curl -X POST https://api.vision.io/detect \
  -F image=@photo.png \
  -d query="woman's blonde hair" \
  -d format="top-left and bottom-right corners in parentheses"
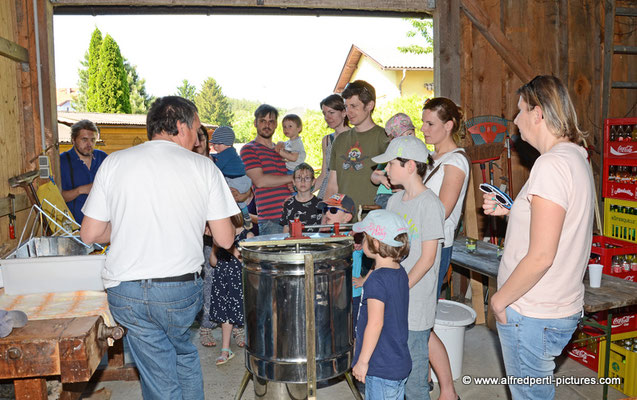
top-left (517, 75), bottom-right (585, 144)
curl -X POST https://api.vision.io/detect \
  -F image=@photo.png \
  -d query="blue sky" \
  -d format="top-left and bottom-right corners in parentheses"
top-left (53, 14), bottom-right (420, 110)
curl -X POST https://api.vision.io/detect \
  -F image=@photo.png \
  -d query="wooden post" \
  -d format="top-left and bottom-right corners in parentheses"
top-left (14, 378), bottom-right (47, 400)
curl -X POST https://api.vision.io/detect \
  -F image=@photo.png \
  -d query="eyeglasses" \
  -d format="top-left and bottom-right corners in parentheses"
top-left (294, 176), bottom-right (313, 182)
top-left (324, 207), bottom-right (347, 214)
top-left (479, 183), bottom-right (513, 210)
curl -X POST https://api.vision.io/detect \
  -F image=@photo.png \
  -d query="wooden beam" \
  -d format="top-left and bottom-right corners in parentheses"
top-left (434, 0), bottom-right (460, 103)
top-left (51, 0), bottom-right (435, 13)
top-left (0, 36), bottom-right (28, 62)
top-left (460, 0), bottom-right (534, 83)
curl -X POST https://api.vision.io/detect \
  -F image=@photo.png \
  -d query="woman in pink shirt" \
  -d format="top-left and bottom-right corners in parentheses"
top-left (482, 76), bottom-right (594, 399)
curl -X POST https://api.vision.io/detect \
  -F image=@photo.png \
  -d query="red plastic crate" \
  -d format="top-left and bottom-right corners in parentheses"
top-left (590, 235), bottom-right (637, 281)
top-left (591, 306), bottom-right (637, 335)
top-left (566, 325), bottom-right (602, 372)
top-left (603, 117), bottom-right (637, 200)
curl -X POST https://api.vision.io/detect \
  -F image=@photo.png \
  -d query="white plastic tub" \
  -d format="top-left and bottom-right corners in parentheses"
top-left (431, 300), bottom-right (477, 382)
top-left (1, 237), bottom-right (105, 295)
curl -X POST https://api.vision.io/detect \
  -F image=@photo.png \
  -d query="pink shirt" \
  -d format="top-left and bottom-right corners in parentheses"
top-left (498, 142), bottom-right (594, 318)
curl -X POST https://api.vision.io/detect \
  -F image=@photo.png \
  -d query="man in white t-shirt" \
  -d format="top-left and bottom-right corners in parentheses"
top-left (80, 96), bottom-right (238, 400)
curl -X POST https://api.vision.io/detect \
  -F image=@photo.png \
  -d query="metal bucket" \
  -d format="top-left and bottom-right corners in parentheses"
top-left (241, 241), bottom-right (353, 383)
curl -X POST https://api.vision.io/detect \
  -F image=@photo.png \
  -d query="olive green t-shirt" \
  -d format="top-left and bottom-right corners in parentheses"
top-left (329, 125), bottom-right (389, 213)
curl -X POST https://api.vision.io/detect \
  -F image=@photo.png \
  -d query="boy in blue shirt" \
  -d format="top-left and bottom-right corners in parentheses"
top-left (351, 209), bottom-right (412, 400)
top-left (210, 126), bottom-right (252, 227)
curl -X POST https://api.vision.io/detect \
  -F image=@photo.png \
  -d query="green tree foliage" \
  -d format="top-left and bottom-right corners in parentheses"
top-left (195, 77), bottom-right (234, 126)
top-left (398, 18), bottom-right (434, 55)
top-left (73, 51), bottom-right (89, 111)
top-left (86, 28), bottom-right (102, 111)
top-left (124, 58), bottom-right (154, 114)
top-left (175, 79), bottom-right (197, 102)
top-left (95, 34), bottom-right (131, 113)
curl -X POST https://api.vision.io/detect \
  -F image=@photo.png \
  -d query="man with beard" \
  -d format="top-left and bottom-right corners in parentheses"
top-left (60, 119), bottom-right (108, 223)
top-left (241, 104), bottom-right (293, 235)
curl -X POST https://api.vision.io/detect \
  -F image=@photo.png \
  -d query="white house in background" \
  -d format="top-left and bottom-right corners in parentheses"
top-left (334, 44), bottom-right (434, 105)
top-left (56, 88), bottom-right (78, 111)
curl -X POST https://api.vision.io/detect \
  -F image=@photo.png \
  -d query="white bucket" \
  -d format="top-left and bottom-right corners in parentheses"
top-left (431, 300), bottom-right (477, 382)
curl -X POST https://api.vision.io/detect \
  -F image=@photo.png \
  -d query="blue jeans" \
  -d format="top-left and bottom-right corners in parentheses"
top-left (107, 278), bottom-right (204, 400)
top-left (405, 329), bottom-right (431, 400)
top-left (497, 307), bottom-right (581, 400)
top-left (437, 246), bottom-right (453, 299)
top-left (258, 219), bottom-right (284, 236)
top-left (365, 375), bottom-right (407, 400)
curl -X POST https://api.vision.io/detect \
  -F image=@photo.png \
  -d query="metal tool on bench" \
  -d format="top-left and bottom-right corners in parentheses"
top-left (234, 222), bottom-right (360, 400)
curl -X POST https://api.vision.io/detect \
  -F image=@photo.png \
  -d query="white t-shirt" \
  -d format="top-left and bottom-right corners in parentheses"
top-left (83, 140), bottom-right (239, 288)
top-left (284, 137), bottom-right (306, 171)
top-left (498, 142), bottom-right (593, 318)
top-left (423, 150), bottom-right (470, 247)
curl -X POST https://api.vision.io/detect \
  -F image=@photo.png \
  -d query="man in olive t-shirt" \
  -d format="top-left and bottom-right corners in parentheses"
top-left (325, 80), bottom-right (389, 216)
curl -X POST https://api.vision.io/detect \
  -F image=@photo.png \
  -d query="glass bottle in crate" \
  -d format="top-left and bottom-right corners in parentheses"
top-left (622, 255), bottom-right (631, 272)
top-left (612, 256), bottom-right (621, 274)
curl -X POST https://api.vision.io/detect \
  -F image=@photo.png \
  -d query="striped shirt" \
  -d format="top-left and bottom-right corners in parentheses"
top-left (240, 140), bottom-right (292, 221)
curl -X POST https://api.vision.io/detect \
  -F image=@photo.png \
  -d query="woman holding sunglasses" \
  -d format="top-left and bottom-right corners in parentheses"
top-left (420, 97), bottom-right (470, 400)
top-left (482, 76), bottom-right (593, 399)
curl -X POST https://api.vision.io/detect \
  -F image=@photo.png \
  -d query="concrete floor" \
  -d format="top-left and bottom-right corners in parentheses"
top-left (83, 323), bottom-right (629, 400)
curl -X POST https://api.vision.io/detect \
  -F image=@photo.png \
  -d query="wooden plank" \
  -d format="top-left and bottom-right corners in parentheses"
top-left (583, 274), bottom-right (637, 313)
top-left (51, 0), bottom-right (435, 13)
top-left (14, 378), bottom-right (47, 400)
top-left (0, 193), bottom-right (30, 218)
top-left (0, 35), bottom-right (28, 62)
top-left (460, 0), bottom-right (534, 83)
top-left (434, 0), bottom-right (460, 102)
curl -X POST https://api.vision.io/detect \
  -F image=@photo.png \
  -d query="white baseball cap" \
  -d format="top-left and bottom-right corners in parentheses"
top-left (372, 135), bottom-right (432, 164)
top-left (352, 209), bottom-right (409, 247)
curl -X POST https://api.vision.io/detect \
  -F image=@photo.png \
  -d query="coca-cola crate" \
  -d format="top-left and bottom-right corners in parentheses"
top-left (592, 306), bottom-right (637, 334)
top-left (603, 199), bottom-right (637, 245)
top-left (566, 325), bottom-right (603, 372)
top-left (590, 235), bottom-right (637, 280)
top-left (603, 117), bottom-right (637, 200)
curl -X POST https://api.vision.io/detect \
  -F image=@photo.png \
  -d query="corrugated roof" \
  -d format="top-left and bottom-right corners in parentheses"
top-left (334, 44), bottom-right (434, 92)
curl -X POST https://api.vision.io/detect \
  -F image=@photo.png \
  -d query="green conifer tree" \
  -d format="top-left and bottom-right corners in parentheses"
top-left (175, 79), bottom-right (197, 102)
top-left (195, 77), bottom-right (234, 126)
top-left (124, 58), bottom-right (154, 114)
top-left (86, 28), bottom-right (102, 111)
top-left (95, 34), bottom-right (131, 113)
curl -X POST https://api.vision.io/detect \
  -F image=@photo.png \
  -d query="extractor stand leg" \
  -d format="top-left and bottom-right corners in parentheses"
top-left (234, 369), bottom-right (252, 400)
top-left (344, 371), bottom-right (363, 400)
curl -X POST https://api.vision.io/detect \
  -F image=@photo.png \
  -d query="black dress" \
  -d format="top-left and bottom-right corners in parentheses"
top-left (209, 229), bottom-right (248, 326)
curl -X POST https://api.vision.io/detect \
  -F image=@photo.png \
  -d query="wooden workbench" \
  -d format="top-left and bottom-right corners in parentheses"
top-left (0, 316), bottom-right (106, 399)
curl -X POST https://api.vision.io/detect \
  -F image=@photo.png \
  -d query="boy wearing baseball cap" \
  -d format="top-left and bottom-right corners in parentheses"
top-left (372, 135), bottom-right (445, 400)
top-left (210, 126), bottom-right (252, 227)
top-left (351, 209), bottom-right (411, 399)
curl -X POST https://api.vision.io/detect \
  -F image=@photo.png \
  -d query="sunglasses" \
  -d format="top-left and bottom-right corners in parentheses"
top-left (324, 207), bottom-right (348, 214)
top-left (479, 183), bottom-right (514, 210)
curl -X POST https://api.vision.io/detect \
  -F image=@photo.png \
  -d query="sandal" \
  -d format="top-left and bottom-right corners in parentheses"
top-left (199, 327), bottom-right (217, 347)
top-left (233, 326), bottom-right (245, 348)
top-left (216, 348), bottom-right (235, 365)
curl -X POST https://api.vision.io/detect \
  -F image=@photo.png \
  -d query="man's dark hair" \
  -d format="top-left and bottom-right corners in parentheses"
top-left (70, 119), bottom-right (99, 141)
top-left (342, 80), bottom-right (376, 113)
top-left (146, 96), bottom-right (198, 140)
top-left (254, 104), bottom-right (279, 120)
top-left (396, 157), bottom-right (433, 178)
